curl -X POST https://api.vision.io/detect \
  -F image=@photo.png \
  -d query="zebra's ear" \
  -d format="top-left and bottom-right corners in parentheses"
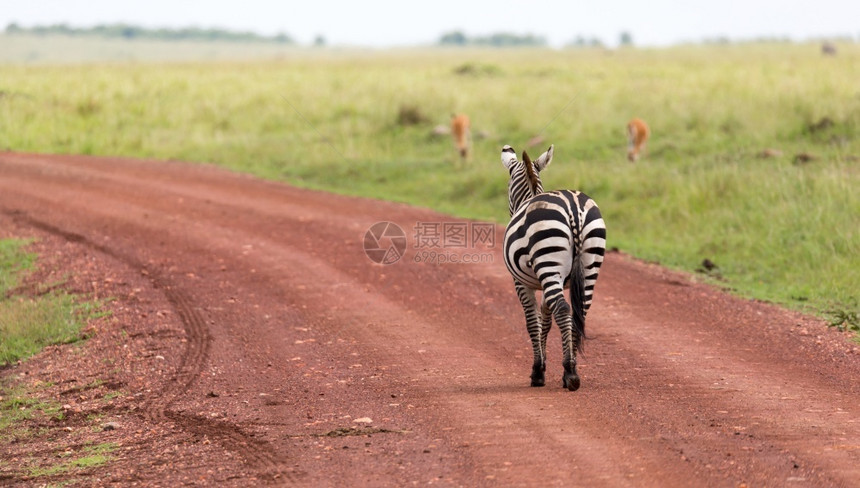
top-left (501, 145), bottom-right (517, 169)
top-left (533, 144), bottom-right (554, 172)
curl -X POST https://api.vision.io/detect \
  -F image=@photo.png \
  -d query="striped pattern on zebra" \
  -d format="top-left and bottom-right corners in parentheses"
top-left (501, 144), bottom-right (606, 391)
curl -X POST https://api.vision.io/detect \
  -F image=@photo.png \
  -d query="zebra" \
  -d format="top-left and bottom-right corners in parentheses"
top-left (501, 144), bottom-right (606, 391)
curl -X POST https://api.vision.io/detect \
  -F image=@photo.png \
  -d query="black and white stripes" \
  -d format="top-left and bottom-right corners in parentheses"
top-left (501, 144), bottom-right (606, 391)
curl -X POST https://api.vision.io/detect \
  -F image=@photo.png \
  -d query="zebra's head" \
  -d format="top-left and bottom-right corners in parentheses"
top-left (501, 144), bottom-right (554, 216)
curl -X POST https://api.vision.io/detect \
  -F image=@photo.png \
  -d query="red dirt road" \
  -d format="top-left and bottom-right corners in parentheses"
top-left (1, 152), bottom-right (858, 487)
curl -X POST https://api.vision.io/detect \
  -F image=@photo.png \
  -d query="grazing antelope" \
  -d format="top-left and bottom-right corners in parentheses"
top-left (502, 145), bottom-right (606, 391)
top-left (451, 113), bottom-right (471, 159)
top-left (626, 118), bottom-right (649, 162)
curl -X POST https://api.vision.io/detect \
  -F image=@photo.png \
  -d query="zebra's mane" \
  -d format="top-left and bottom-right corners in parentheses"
top-left (522, 151), bottom-right (541, 196)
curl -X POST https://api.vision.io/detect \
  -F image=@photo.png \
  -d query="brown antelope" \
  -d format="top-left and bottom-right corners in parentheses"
top-left (626, 118), bottom-right (649, 162)
top-left (451, 114), bottom-right (471, 159)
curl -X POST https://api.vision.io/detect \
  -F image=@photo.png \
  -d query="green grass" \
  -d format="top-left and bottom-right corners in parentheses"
top-left (25, 442), bottom-right (116, 478)
top-left (102, 391), bottom-right (123, 401)
top-left (0, 239), bottom-right (35, 292)
top-left (0, 383), bottom-right (65, 443)
top-left (2, 379), bottom-right (118, 478)
top-left (0, 42), bottom-right (858, 324)
top-left (0, 239), bottom-right (98, 365)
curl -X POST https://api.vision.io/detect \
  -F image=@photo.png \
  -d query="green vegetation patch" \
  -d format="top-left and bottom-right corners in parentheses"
top-left (0, 239), bottom-right (35, 293)
top-left (25, 442), bottom-right (117, 479)
top-left (2, 378), bottom-right (119, 478)
top-left (0, 239), bottom-right (97, 366)
top-left (0, 383), bottom-right (65, 443)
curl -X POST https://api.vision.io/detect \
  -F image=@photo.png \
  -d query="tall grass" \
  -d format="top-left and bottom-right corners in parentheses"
top-left (0, 43), bottom-right (857, 320)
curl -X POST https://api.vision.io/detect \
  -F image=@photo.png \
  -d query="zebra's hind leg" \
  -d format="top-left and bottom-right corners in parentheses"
top-left (514, 282), bottom-right (545, 387)
top-left (539, 299), bottom-right (553, 373)
top-left (544, 281), bottom-right (581, 391)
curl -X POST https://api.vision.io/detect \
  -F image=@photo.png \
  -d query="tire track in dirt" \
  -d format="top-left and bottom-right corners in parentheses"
top-left (2, 210), bottom-right (292, 483)
top-left (157, 288), bottom-right (291, 482)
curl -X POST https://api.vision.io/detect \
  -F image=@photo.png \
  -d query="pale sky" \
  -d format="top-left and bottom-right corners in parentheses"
top-left (1, 1), bottom-right (858, 47)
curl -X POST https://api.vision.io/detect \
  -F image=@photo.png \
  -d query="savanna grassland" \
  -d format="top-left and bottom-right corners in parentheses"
top-left (0, 39), bottom-right (858, 328)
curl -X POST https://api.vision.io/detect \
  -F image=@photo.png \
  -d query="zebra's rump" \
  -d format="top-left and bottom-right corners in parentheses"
top-left (504, 191), bottom-right (606, 290)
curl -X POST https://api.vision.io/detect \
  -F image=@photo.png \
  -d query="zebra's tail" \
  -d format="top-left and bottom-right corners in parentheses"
top-left (570, 254), bottom-right (587, 353)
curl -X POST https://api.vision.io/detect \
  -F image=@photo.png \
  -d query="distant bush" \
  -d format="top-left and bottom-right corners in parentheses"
top-left (452, 62), bottom-right (501, 76)
top-left (396, 105), bottom-right (428, 126)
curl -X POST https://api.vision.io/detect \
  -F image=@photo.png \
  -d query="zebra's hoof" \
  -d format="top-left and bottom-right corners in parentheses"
top-left (531, 362), bottom-right (546, 387)
top-left (563, 374), bottom-right (581, 391)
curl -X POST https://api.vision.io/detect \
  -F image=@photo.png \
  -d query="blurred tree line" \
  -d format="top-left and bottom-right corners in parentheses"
top-left (438, 30), bottom-right (546, 47)
top-left (4, 22), bottom-right (294, 43)
top-left (438, 30), bottom-right (636, 48)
